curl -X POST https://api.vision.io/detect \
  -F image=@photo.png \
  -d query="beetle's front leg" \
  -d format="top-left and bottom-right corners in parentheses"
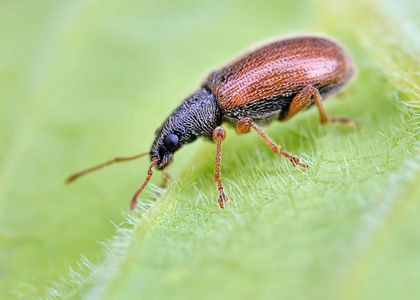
top-left (213, 126), bottom-right (228, 208)
top-left (237, 118), bottom-right (307, 168)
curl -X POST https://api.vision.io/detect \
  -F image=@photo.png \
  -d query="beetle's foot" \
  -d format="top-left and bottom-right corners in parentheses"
top-left (324, 117), bottom-right (360, 129)
top-left (218, 186), bottom-right (229, 209)
top-left (280, 150), bottom-right (308, 168)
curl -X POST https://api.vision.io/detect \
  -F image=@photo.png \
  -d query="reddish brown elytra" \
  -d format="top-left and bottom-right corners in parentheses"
top-left (66, 36), bottom-right (357, 209)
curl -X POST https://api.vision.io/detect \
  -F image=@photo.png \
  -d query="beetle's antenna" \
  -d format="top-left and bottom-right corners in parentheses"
top-left (66, 152), bottom-right (150, 184)
top-left (130, 157), bottom-right (159, 210)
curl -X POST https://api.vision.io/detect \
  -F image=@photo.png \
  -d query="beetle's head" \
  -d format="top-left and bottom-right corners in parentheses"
top-left (150, 88), bottom-right (222, 170)
top-left (150, 119), bottom-right (197, 170)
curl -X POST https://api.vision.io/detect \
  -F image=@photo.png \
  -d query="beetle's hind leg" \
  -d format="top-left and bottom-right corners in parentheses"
top-left (237, 118), bottom-right (307, 168)
top-left (283, 85), bottom-right (358, 126)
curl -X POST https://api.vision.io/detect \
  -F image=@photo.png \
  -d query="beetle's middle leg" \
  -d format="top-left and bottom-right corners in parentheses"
top-left (283, 85), bottom-right (358, 126)
top-left (237, 118), bottom-right (307, 168)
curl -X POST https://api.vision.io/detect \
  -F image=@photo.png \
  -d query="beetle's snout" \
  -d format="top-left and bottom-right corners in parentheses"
top-left (153, 151), bottom-right (173, 170)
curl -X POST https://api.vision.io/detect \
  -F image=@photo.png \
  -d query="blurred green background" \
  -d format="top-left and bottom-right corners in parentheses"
top-left (1, 0), bottom-right (420, 299)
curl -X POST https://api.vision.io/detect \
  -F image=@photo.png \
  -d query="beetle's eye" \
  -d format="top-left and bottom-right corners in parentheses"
top-left (164, 134), bottom-right (179, 151)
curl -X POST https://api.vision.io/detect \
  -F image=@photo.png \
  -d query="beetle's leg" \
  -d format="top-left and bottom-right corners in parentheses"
top-left (160, 170), bottom-right (171, 189)
top-left (283, 85), bottom-right (358, 126)
top-left (213, 126), bottom-right (228, 208)
top-left (237, 118), bottom-right (307, 168)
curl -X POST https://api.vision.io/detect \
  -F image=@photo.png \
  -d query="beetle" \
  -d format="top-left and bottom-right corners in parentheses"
top-left (66, 36), bottom-right (357, 209)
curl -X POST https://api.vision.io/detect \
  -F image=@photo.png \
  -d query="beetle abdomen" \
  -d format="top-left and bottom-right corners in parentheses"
top-left (203, 37), bottom-right (354, 111)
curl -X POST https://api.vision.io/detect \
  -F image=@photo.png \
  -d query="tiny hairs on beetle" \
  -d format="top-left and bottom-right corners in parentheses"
top-left (66, 36), bottom-right (358, 209)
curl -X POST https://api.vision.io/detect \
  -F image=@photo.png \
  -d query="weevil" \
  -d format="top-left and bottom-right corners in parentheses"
top-left (67, 36), bottom-right (357, 209)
